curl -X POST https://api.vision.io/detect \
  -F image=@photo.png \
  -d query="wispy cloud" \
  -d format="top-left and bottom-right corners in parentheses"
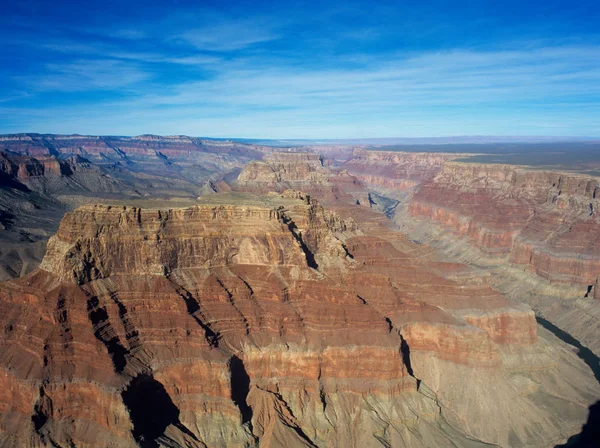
top-left (1, 0), bottom-right (600, 137)
top-left (6, 43), bottom-right (600, 137)
top-left (111, 28), bottom-right (148, 40)
top-left (176, 19), bottom-right (279, 51)
top-left (119, 45), bottom-right (600, 111)
top-left (40, 41), bottom-right (221, 66)
top-left (18, 59), bottom-right (150, 92)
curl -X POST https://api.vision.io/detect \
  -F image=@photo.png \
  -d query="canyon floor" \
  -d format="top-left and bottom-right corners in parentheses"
top-left (1, 134), bottom-right (599, 447)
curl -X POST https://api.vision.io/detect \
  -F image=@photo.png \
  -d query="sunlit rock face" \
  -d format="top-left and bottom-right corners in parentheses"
top-left (409, 162), bottom-right (600, 285)
top-left (236, 152), bottom-right (371, 206)
top-left (1, 186), bottom-right (597, 448)
top-left (0, 134), bottom-right (291, 282)
top-left (349, 152), bottom-right (600, 358)
top-left (342, 149), bottom-right (464, 191)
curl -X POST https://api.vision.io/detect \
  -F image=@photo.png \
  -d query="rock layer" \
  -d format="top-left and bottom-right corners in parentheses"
top-left (342, 149), bottom-right (464, 192)
top-left (344, 153), bottom-right (600, 358)
top-left (1, 190), bottom-right (597, 447)
top-left (409, 162), bottom-right (600, 286)
top-left (236, 152), bottom-right (370, 206)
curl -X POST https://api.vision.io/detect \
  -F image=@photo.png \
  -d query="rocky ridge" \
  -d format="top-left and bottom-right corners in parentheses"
top-left (1, 190), bottom-right (597, 447)
top-left (236, 152), bottom-right (370, 206)
top-left (0, 135), bottom-right (295, 281)
top-left (342, 149), bottom-right (465, 192)
top-left (344, 151), bottom-right (600, 360)
top-left (1, 142), bottom-right (600, 447)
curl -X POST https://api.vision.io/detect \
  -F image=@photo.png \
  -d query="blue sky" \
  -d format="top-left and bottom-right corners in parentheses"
top-left (1, 0), bottom-right (600, 138)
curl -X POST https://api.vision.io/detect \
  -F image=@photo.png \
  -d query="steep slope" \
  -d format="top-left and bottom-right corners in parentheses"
top-left (397, 162), bottom-right (600, 356)
top-left (0, 192), bottom-right (597, 447)
top-left (338, 149), bottom-right (600, 360)
top-left (236, 152), bottom-right (370, 206)
top-left (342, 149), bottom-right (464, 192)
top-left (0, 134), bottom-right (284, 281)
top-left (0, 151), bottom-right (133, 280)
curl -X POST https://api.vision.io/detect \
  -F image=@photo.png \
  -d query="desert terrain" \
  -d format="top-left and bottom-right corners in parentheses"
top-left (0, 134), bottom-right (599, 447)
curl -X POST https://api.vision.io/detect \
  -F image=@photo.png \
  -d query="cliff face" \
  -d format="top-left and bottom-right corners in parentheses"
top-left (236, 152), bottom-right (371, 206)
top-left (40, 197), bottom-right (356, 284)
top-left (409, 162), bottom-right (600, 285)
top-left (1, 191), bottom-right (597, 447)
top-left (0, 134), bottom-right (272, 161)
top-left (373, 158), bottom-right (600, 358)
top-left (0, 134), bottom-right (282, 282)
top-left (237, 153), bottom-right (329, 186)
top-left (342, 149), bottom-right (463, 191)
top-left (0, 134), bottom-right (276, 197)
top-left (0, 152), bottom-right (85, 183)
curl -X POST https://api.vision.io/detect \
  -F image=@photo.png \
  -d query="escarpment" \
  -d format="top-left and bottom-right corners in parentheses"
top-left (408, 162), bottom-right (600, 286)
top-left (40, 195), bottom-right (356, 284)
top-left (349, 156), bottom-right (600, 358)
top-left (1, 187), bottom-right (598, 447)
top-left (0, 152), bottom-right (93, 184)
top-left (342, 149), bottom-right (465, 192)
top-left (237, 153), bottom-right (328, 185)
top-left (235, 152), bottom-right (372, 206)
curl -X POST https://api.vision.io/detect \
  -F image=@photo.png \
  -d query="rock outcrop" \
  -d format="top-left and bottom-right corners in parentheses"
top-left (1, 191), bottom-right (597, 447)
top-left (0, 134), bottom-right (289, 281)
top-left (357, 158), bottom-right (600, 357)
top-left (409, 162), bottom-right (600, 285)
top-left (0, 134), bottom-right (272, 161)
top-left (237, 153), bottom-right (330, 186)
top-left (0, 152), bottom-right (84, 183)
top-left (236, 152), bottom-right (371, 206)
top-left (342, 149), bottom-right (464, 192)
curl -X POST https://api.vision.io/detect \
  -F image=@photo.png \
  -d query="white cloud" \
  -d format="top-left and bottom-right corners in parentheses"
top-left (177, 19), bottom-right (279, 51)
top-left (20, 59), bottom-right (150, 91)
top-left (40, 41), bottom-right (221, 66)
top-left (6, 43), bottom-right (600, 137)
top-left (119, 44), bottom-right (600, 111)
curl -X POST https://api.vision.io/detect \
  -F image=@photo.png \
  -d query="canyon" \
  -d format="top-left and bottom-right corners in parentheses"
top-left (0, 135), bottom-right (599, 447)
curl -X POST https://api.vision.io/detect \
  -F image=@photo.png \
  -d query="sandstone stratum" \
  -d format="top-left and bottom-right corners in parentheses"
top-left (0, 187), bottom-right (597, 447)
top-left (1, 137), bottom-right (600, 447)
top-left (340, 149), bottom-right (600, 358)
top-left (0, 134), bottom-right (284, 281)
top-left (235, 152), bottom-right (370, 206)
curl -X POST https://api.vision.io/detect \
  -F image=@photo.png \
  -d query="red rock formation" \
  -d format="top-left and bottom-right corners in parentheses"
top-left (237, 153), bottom-right (329, 185)
top-left (409, 162), bottom-right (600, 285)
top-left (0, 134), bottom-right (275, 162)
top-left (1, 191), bottom-right (594, 447)
top-left (342, 149), bottom-right (464, 191)
top-left (236, 152), bottom-right (371, 206)
top-left (0, 134), bottom-right (282, 283)
top-left (0, 152), bottom-right (93, 183)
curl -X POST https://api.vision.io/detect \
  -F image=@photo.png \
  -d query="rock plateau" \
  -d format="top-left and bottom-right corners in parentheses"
top-left (1, 139), bottom-right (599, 447)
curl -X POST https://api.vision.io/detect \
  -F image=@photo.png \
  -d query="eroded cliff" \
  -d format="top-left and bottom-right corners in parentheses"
top-left (1, 190), bottom-right (597, 447)
top-left (342, 149), bottom-right (464, 192)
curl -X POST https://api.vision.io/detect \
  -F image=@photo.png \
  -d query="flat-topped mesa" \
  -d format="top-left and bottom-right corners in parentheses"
top-left (133, 134), bottom-right (194, 143)
top-left (342, 149), bottom-right (465, 191)
top-left (410, 162), bottom-right (600, 284)
top-left (236, 152), bottom-right (372, 206)
top-left (40, 196), bottom-right (356, 284)
top-left (237, 151), bottom-right (329, 185)
top-left (264, 152), bottom-right (324, 163)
